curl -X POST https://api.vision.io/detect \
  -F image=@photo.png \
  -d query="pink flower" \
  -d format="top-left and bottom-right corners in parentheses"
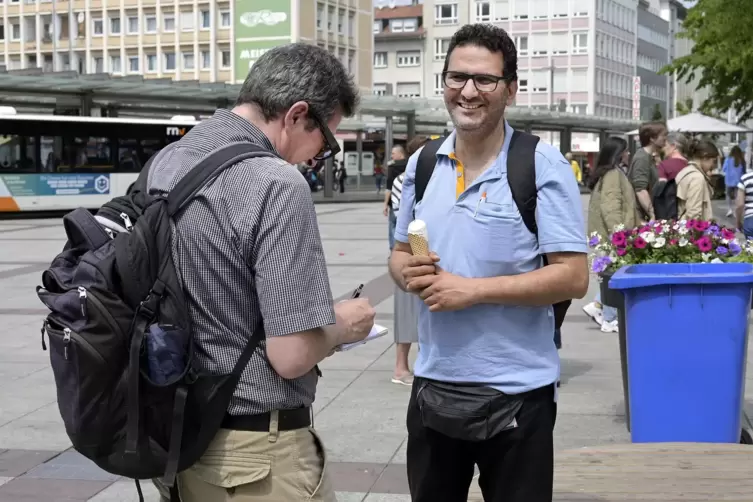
top-left (670, 239), bottom-right (678, 245)
top-left (722, 228), bottom-right (736, 240)
top-left (696, 236), bottom-right (713, 252)
top-left (639, 226), bottom-right (651, 234)
top-left (611, 232), bottom-right (627, 247)
top-left (616, 248), bottom-right (627, 256)
top-left (694, 220), bottom-right (711, 232)
top-left (633, 237), bottom-right (647, 249)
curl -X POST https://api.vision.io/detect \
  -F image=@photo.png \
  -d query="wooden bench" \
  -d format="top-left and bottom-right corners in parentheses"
top-left (468, 443), bottom-right (753, 501)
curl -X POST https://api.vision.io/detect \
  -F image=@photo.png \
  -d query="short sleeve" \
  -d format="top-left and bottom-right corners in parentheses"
top-left (249, 170), bottom-right (336, 337)
top-left (629, 155), bottom-right (650, 191)
top-left (386, 166), bottom-right (397, 191)
top-left (394, 151), bottom-right (419, 244)
top-left (534, 145), bottom-right (588, 255)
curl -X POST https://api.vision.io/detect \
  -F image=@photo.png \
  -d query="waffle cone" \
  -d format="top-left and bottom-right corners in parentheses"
top-left (408, 234), bottom-right (429, 256)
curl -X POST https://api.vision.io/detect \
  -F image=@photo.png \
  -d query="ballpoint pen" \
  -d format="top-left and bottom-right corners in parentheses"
top-left (352, 284), bottom-right (364, 299)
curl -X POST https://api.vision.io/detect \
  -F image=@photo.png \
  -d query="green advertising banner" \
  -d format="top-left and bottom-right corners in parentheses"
top-left (235, 0), bottom-right (291, 39)
top-left (235, 39), bottom-right (293, 81)
top-left (234, 0), bottom-right (292, 81)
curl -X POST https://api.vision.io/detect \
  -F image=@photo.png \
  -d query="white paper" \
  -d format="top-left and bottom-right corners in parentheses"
top-left (336, 324), bottom-right (389, 351)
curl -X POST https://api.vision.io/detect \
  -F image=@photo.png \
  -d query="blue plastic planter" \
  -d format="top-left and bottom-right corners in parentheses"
top-left (609, 263), bottom-right (753, 443)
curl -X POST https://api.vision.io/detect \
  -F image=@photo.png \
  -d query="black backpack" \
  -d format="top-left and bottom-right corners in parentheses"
top-left (36, 143), bottom-right (274, 501)
top-left (414, 130), bottom-right (571, 330)
top-left (653, 178), bottom-right (678, 220)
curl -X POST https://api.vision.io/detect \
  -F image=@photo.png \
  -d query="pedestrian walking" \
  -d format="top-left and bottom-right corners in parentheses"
top-left (388, 24), bottom-right (588, 502)
top-left (147, 43), bottom-right (375, 502)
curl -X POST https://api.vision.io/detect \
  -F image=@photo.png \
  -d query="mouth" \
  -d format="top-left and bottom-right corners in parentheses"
top-left (457, 102), bottom-right (483, 110)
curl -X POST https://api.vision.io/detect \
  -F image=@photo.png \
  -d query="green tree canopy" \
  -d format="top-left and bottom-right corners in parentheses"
top-left (662, 0), bottom-right (753, 121)
top-left (651, 104), bottom-right (664, 121)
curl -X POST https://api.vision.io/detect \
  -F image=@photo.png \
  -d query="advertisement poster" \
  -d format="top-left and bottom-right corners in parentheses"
top-left (234, 0), bottom-right (291, 81)
top-left (0, 174), bottom-right (110, 196)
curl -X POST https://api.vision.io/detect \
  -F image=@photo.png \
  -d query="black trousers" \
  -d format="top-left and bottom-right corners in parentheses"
top-left (406, 378), bottom-right (557, 502)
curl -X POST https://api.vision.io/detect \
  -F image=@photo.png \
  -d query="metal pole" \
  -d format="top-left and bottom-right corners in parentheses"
top-left (549, 62), bottom-right (555, 110)
top-left (384, 116), bottom-right (393, 172)
top-left (52, 1), bottom-right (57, 71)
top-left (323, 158), bottom-right (334, 198)
top-left (356, 129), bottom-right (363, 191)
top-left (68, 1), bottom-right (74, 71)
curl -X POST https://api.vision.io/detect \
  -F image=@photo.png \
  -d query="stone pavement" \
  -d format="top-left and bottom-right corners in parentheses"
top-left (0, 198), bottom-right (751, 502)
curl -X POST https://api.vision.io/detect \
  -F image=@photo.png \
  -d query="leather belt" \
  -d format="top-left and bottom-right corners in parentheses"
top-left (222, 407), bottom-right (311, 432)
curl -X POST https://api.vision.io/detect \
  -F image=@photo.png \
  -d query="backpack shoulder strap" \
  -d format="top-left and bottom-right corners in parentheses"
top-left (506, 130), bottom-right (541, 236)
top-left (414, 138), bottom-right (445, 204)
top-left (167, 142), bottom-right (276, 216)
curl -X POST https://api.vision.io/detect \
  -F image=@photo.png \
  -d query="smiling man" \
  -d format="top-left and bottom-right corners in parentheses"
top-left (388, 24), bottom-right (588, 502)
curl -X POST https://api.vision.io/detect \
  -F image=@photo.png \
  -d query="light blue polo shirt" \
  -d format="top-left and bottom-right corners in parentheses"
top-left (394, 121), bottom-right (587, 394)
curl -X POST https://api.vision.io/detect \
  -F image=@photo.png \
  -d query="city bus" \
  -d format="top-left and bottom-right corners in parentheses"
top-left (0, 109), bottom-right (199, 213)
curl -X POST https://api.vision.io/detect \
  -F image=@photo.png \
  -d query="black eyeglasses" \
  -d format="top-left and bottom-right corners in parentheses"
top-left (310, 112), bottom-right (341, 161)
top-left (442, 71), bottom-right (513, 93)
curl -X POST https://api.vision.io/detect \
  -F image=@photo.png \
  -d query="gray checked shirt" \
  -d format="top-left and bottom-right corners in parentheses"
top-left (147, 109), bottom-right (336, 415)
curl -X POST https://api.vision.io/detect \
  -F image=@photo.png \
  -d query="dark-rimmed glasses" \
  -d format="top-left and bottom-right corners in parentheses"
top-left (442, 71), bottom-right (513, 93)
top-left (310, 112), bottom-right (341, 161)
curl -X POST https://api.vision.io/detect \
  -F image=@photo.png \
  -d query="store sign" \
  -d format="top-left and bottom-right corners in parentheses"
top-left (632, 76), bottom-right (642, 120)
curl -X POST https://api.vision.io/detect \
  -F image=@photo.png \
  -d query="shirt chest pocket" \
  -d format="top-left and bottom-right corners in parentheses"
top-left (470, 199), bottom-right (538, 264)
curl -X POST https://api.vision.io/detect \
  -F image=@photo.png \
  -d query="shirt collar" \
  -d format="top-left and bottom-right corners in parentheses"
top-left (436, 120), bottom-right (515, 169)
top-left (211, 109), bottom-right (280, 154)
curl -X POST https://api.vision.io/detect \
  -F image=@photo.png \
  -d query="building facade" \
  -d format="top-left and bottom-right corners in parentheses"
top-left (0, 0), bottom-right (372, 89)
top-left (372, 4), bottom-right (425, 98)
top-left (636, 0), bottom-right (670, 120)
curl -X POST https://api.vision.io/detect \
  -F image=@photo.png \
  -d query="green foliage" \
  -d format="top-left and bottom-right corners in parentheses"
top-left (651, 103), bottom-right (663, 121)
top-left (675, 96), bottom-right (694, 116)
top-left (661, 0), bottom-right (753, 122)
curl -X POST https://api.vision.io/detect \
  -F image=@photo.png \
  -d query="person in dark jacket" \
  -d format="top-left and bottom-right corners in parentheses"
top-left (384, 144), bottom-right (409, 250)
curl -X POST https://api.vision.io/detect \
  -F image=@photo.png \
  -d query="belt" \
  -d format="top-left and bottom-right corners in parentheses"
top-left (221, 407), bottom-right (311, 432)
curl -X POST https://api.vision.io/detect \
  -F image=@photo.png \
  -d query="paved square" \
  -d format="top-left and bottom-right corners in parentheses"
top-left (0, 197), bottom-right (751, 501)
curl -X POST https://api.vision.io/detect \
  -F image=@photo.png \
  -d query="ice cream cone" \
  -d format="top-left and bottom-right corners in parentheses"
top-left (407, 219), bottom-right (429, 256)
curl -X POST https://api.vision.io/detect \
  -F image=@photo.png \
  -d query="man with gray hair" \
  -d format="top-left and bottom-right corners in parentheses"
top-left (147, 43), bottom-right (375, 501)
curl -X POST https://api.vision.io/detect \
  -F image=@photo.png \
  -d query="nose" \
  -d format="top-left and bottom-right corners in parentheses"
top-left (460, 79), bottom-right (479, 100)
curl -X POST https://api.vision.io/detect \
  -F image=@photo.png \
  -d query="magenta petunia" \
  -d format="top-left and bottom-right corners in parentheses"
top-left (722, 228), bottom-right (736, 240)
top-left (633, 237), bottom-right (647, 249)
top-left (694, 220), bottom-right (711, 232)
top-left (616, 248), bottom-right (627, 256)
top-left (611, 232), bottom-right (627, 247)
top-left (696, 236), bottom-right (713, 252)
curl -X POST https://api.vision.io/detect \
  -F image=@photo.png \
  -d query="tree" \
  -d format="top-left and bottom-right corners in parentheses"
top-left (662, 0), bottom-right (753, 122)
top-left (651, 104), bottom-right (663, 121)
top-left (676, 97), bottom-right (694, 116)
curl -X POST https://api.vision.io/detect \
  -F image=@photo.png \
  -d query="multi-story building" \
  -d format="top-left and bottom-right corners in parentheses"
top-left (0, 0), bottom-right (373, 90)
top-left (372, 3), bottom-right (425, 98)
top-left (636, 0), bottom-right (670, 120)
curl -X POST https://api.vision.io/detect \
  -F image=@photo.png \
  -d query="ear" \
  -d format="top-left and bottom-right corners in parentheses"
top-left (284, 101), bottom-right (310, 128)
top-left (505, 81), bottom-right (518, 106)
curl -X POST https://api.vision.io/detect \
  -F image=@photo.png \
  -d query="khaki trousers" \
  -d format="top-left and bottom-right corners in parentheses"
top-left (155, 411), bottom-right (334, 502)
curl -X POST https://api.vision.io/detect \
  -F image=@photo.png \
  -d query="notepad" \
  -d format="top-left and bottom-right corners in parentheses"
top-left (336, 324), bottom-right (389, 351)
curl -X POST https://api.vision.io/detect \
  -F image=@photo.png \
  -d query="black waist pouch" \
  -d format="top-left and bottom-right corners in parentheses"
top-left (416, 379), bottom-right (524, 442)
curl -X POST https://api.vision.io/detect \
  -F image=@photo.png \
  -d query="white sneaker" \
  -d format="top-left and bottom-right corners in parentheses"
top-left (583, 302), bottom-right (604, 326)
top-left (727, 210), bottom-right (733, 217)
top-left (600, 320), bottom-right (619, 333)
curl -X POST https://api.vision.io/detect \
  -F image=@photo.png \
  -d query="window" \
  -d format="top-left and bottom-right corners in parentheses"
top-left (551, 33), bottom-right (568, 54)
top-left (200, 10), bottom-right (210, 29)
top-left (221, 50), bottom-right (230, 68)
top-left (92, 57), bottom-right (103, 73)
top-left (552, 0), bottom-right (568, 17)
top-left (11, 23), bottom-right (19, 41)
top-left (328, 6), bottom-right (335, 32)
top-left (163, 14), bottom-right (175, 32)
top-left (434, 73), bottom-right (444, 96)
top-left (435, 3), bottom-right (458, 25)
top-left (338, 9), bottom-right (344, 34)
top-left (572, 33), bottom-right (588, 54)
top-left (92, 18), bottom-right (103, 35)
top-left (348, 13), bottom-right (355, 36)
top-left (164, 52), bottom-right (176, 71)
top-left (553, 70), bottom-right (567, 92)
top-left (373, 83), bottom-right (387, 96)
top-left (515, 36), bottom-right (528, 56)
top-left (494, 0), bottom-right (509, 21)
top-left (146, 54), bottom-right (157, 72)
top-left (0, 135), bottom-right (37, 174)
top-left (403, 18), bottom-right (417, 31)
top-left (373, 21), bottom-right (380, 34)
top-left (396, 82), bottom-right (421, 98)
top-left (110, 15), bottom-right (121, 35)
top-left (513, 0), bottom-right (529, 19)
top-left (183, 52), bottom-right (195, 70)
top-left (531, 34), bottom-right (548, 56)
top-left (396, 51), bottom-right (420, 67)
top-left (128, 56), bottom-right (139, 73)
top-left (180, 11), bottom-right (194, 31)
top-left (110, 55), bottom-right (122, 73)
top-left (434, 38), bottom-right (450, 60)
top-left (145, 15), bottom-right (157, 33)
top-left (531, 0), bottom-right (548, 19)
top-left (127, 16), bottom-right (138, 34)
top-left (475, 1), bottom-right (491, 22)
top-left (518, 79), bottom-right (528, 92)
top-left (571, 104), bottom-right (588, 114)
top-left (531, 69), bottom-right (548, 92)
top-left (220, 11), bottom-right (230, 27)
top-left (201, 50), bottom-right (210, 69)
top-left (390, 19), bottom-right (404, 32)
top-left (374, 52), bottom-right (387, 68)
top-left (317, 3), bottom-right (324, 31)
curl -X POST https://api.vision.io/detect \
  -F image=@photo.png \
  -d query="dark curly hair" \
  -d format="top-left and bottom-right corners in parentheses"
top-left (442, 24), bottom-right (518, 81)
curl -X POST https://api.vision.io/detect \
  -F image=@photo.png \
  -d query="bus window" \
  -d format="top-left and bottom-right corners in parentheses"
top-left (40, 136), bottom-right (63, 173)
top-left (0, 135), bottom-right (37, 173)
top-left (65, 137), bottom-right (113, 171)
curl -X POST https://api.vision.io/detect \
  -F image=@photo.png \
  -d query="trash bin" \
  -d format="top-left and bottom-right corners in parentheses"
top-left (599, 272), bottom-right (630, 433)
top-left (610, 262), bottom-right (753, 443)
